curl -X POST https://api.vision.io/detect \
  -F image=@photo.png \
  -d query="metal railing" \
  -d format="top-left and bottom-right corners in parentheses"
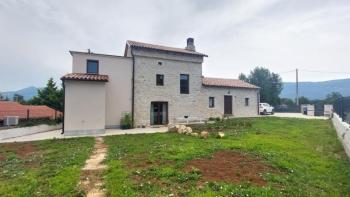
top-left (334, 96), bottom-right (350, 123)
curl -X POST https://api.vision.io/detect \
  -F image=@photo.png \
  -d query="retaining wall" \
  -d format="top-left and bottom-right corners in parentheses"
top-left (332, 113), bottom-right (350, 159)
top-left (0, 124), bottom-right (62, 140)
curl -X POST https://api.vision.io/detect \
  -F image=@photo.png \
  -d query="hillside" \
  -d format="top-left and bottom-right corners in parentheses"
top-left (281, 78), bottom-right (350, 100)
top-left (1, 87), bottom-right (39, 100)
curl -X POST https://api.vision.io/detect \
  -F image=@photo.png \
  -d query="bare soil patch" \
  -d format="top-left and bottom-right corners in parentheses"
top-left (0, 154), bottom-right (5, 161)
top-left (1, 142), bottom-right (38, 159)
top-left (184, 150), bottom-right (276, 186)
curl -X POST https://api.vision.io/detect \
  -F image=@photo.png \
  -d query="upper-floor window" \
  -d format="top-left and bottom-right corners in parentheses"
top-left (156, 74), bottom-right (164, 86)
top-left (87, 60), bottom-right (99, 74)
top-left (245, 98), bottom-right (249, 106)
top-left (180, 74), bottom-right (189, 94)
top-left (209, 97), bottom-right (215, 108)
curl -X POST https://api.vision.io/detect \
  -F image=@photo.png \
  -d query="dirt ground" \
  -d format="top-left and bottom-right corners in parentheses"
top-left (0, 142), bottom-right (38, 159)
top-left (184, 150), bottom-right (276, 186)
top-left (80, 137), bottom-right (108, 197)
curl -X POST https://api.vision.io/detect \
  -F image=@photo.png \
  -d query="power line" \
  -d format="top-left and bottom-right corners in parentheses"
top-left (276, 69), bottom-right (350, 76)
top-left (276, 70), bottom-right (295, 74)
top-left (299, 69), bottom-right (350, 75)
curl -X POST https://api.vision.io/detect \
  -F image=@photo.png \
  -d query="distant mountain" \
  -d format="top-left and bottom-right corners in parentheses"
top-left (281, 78), bottom-right (350, 100)
top-left (1, 87), bottom-right (39, 100)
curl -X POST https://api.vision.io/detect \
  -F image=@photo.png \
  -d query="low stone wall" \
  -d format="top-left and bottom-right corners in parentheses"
top-left (332, 113), bottom-right (350, 159)
top-left (0, 124), bottom-right (62, 140)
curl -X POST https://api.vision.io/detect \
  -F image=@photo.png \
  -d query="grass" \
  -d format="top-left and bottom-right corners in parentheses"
top-left (0, 117), bottom-right (349, 196)
top-left (104, 117), bottom-right (350, 197)
top-left (0, 137), bottom-right (94, 197)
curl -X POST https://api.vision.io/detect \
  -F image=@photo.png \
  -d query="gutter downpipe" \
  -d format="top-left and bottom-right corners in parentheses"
top-left (61, 80), bottom-right (65, 134)
top-left (131, 48), bottom-right (135, 127)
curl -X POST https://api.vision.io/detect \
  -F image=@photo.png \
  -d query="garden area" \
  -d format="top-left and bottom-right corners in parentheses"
top-left (0, 138), bottom-right (94, 197)
top-left (104, 117), bottom-right (350, 196)
top-left (1, 117), bottom-right (350, 196)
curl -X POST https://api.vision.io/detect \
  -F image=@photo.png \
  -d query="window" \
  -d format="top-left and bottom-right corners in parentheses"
top-left (156, 74), bottom-right (164, 86)
top-left (87, 60), bottom-right (99, 74)
top-left (209, 97), bottom-right (215, 108)
top-left (245, 98), bottom-right (249, 106)
top-left (180, 74), bottom-right (189, 94)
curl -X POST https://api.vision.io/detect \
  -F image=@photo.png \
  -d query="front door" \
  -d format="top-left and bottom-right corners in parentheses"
top-left (151, 102), bottom-right (168, 125)
top-left (224, 95), bottom-right (233, 115)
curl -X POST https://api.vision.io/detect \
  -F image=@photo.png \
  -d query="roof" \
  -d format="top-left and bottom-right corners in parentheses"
top-left (61, 73), bottom-right (109, 82)
top-left (126, 40), bottom-right (208, 57)
top-left (0, 101), bottom-right (62, 120)
top-left (202, 77), bottom-right (259, 89)
top-left (69, 51), bottom-right (130, 59)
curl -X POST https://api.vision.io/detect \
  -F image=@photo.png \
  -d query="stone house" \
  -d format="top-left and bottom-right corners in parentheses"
top-left (61, 38), bottom-right (260, 135)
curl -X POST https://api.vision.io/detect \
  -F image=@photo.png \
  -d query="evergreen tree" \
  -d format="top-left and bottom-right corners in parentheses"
top-left (28, 78), bottom-right (63, 111)
top-left (239, 67), bottom-right (283, 106)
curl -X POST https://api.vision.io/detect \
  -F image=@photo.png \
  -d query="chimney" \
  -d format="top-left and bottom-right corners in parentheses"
top-left (185, 38), bottom-right (195, 51)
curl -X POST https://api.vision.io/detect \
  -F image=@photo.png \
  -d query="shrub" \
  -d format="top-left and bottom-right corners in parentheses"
top-left (208, 117), bottom-right (221, 121)
top-left (120, 113), bottom-right (132, 130)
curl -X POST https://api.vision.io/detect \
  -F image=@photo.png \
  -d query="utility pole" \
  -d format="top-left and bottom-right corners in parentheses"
top-left (296, 68), bottom-right (299, 106)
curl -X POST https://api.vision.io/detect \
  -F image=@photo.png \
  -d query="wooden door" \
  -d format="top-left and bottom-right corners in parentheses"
top-left (224, 96), bottom-right (232, 115)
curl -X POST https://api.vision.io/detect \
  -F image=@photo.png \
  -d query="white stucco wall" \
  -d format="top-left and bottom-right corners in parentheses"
top-left (71, 52), bottom-right (132, 128)
top-left (64, 80), bottom-right (106, 135)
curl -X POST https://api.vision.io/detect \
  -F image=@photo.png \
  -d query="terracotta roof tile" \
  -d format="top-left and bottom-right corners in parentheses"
top-left (0, 101), bottom-right (62, 120)
top-left (202, 77), bottom-right (259, 89)
top-left (61, 73), bottom-right (109, 82)
top-left (127, 40), bottom-right (208, 57)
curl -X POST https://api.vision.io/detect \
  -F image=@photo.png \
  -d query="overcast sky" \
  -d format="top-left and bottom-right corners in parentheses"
top-left (1, 0), bottom-right (350, 91)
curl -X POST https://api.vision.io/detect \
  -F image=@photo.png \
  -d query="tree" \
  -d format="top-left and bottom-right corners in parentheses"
top-left (28, 78), bottom-right (63, 111)
top-left (324, 92), bottom-right (342, 104)
top-left (0, 92), bottom-right (3, 100)
top-left (298, 96), bottom-right (310, 104)
top-left (280, 98), bottom-right (294, 105)
top-left (13, 94), bottom-right (24, 103)
top-left (238, 73), bottom-right (249, 82)
top-left (239, 67), bottom-right (283, 106)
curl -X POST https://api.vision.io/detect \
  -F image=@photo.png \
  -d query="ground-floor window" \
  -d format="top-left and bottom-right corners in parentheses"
top-left (209, 97), bottom-right (215, 108)
top-left (245, 98), bottom-right (250, 106)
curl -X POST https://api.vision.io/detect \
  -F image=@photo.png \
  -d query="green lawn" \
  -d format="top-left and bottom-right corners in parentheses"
top-left (0, 137), bottom-right (94, 197)
top-left (104, 117), bottom-right (350, 197)
top-left (1, 117), bottom-right (349, 196)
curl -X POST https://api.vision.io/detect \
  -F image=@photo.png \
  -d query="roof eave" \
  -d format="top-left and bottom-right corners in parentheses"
top-left (61, 78), bottom-right (109, 82)
top-left (202, 84), bottom-right (260, 89)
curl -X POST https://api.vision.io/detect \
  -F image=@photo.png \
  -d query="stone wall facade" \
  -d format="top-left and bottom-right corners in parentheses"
top-left (201, 86), bottom-right (259, 118)
top-left (132, 49), bottom-right (259, 127)
top-left (133, 50), bottom-right (205, 126)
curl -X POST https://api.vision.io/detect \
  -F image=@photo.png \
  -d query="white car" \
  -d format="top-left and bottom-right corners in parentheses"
top-left (259, 103), bottom-right (274, 115)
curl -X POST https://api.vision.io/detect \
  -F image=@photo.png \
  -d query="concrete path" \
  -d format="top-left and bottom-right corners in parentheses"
top-left (272, 113), bottom-right (328, 120)
top-left (0, 127), bottom-right (168, 143)
top-left (80, 137), bottom-right (108, 197)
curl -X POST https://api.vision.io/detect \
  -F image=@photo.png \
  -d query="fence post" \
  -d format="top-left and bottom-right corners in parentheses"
top-left (27, 109), bottom-right (30, 120)
top-left (341, 97), bottom-right (344, 120)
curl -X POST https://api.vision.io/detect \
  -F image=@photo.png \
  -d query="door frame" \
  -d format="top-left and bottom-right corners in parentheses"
top-left (224, 95), bottom-right (233, 115)
top-left (150, 101), bottom-right (168, 125)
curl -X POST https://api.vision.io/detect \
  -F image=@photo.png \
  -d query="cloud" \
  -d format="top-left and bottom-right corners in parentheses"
top-left (0, 0), bottom-right (350, 91)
